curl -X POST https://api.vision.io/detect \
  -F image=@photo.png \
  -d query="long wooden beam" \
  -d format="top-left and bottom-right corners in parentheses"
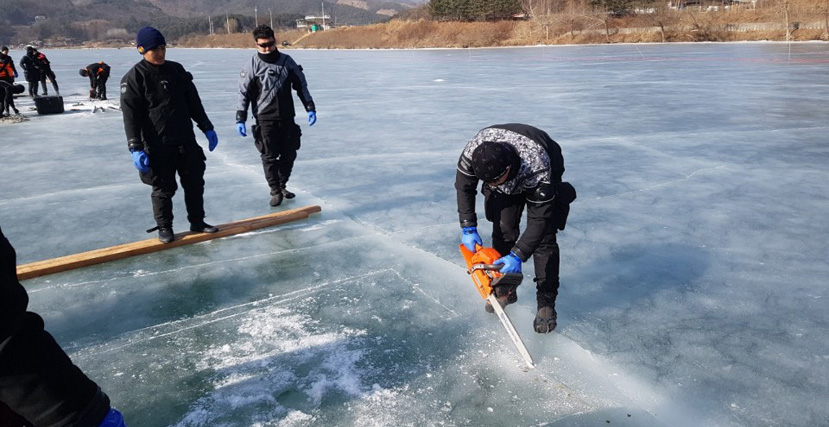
top-left (17, 205), bottom-right (322, 281)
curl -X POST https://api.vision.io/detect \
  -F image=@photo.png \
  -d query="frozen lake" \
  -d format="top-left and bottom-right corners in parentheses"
top-left (1, 42), bottom-right (828, 426)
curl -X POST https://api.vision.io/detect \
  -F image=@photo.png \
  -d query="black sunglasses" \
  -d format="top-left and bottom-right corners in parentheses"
top-left (257, 40), bottom-right (276, 48)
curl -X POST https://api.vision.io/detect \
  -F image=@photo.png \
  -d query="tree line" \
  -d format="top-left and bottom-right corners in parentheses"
top-left (426, 0), bottom-right (826, 23)
top-left (428, 0), bottom-right (658, 21)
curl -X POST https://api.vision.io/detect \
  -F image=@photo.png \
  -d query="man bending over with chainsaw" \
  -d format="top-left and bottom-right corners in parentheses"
top-left (455, 123), bottom-right (576, 333)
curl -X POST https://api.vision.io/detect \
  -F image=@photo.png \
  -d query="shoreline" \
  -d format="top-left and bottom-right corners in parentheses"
top-left (14, 39), bottom-right (829, 53)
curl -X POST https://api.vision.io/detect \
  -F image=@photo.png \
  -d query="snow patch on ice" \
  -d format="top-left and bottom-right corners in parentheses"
top-left (175, 304), bottom-right (373, 425)
top-left (273, 410), bottom-right (314, 426)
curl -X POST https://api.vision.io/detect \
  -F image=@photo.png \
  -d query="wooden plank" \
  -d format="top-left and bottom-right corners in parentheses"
top-left (17, 205), bottom-right (322, 281)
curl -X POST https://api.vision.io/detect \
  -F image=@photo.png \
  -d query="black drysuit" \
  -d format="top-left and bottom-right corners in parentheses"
top-left (0, 81), bottom-right (20, 116)
top-left (120, 59), bottom-right (214, 229)
top-left (36, 53), bottom-right (59, 95)
top-left (455, 123), bottom-right (576, 308)
top-left (0, 227), bottom-right (112, 427)
top-left (19, 52), bottom-right (40, 98)
top-left (84, 62), bottom-right (110, 100)
top-left (236, 50), bottom-right (315, 194)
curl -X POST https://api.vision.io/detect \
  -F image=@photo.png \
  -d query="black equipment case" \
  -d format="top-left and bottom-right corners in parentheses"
top-left (34, 95), bottom-right (65, 115)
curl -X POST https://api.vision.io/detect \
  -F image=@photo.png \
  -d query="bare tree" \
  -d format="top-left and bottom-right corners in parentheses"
top-left (824, 0), bottom-right (829, 40)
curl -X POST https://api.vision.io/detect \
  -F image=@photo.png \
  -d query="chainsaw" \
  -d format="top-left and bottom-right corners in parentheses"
top-left (460, 243), bottom-right (534, 368)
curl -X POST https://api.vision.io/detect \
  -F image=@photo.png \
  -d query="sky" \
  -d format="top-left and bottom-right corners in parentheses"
top-left (1, 42), bottom-right (827, 426)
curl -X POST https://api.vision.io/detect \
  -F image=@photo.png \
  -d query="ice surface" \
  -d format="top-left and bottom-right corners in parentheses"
top-left (1, 42), bottom-right (828, 426)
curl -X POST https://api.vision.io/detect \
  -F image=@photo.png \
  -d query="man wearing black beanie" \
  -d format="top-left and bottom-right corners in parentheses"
top-left (120, 26), bottom-right (220, 243)
top-left (19, 46), bottom-right (40, 98)
top-left (455, 124), bottom-right (577, 333)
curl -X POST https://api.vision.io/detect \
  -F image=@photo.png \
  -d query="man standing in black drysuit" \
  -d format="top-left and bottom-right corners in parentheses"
top-left (18, 46), bottom-right (40, 98)
top-left (0, 227), bottom-right (127, 426)
top-left (236, 24), bottom-right (317, 207)
top-left (35, 49), bottom-right (59, 96)
top-left (455, 124), bottom-right (576, 333)
top-left (120, 26), bottom-right (220, 243)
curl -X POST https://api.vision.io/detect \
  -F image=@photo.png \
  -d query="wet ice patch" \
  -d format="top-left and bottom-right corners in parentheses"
top-left (296, 219), bottom-right (341, 232)
top-left (0, 114), bottom-right (29, 124)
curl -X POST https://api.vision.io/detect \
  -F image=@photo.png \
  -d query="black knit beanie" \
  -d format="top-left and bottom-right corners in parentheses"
top-left (470, 141), bottom-right (518, 182)
top-left (136, 27), bottom-right (166, 54)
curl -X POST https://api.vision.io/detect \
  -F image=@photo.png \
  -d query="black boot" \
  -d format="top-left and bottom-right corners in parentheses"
top-left (269, 191), bottom-right (283, 207)
top-left (485, 284), bottom-right (518, 313)
top-left (281, 187), bottom-right (295, 199)
top-left (190, 221), bottom-right (218, 233)
top-left (534, 292), bottom-right (557, 333)
top-left (158, 227), bottom-right (174, 244)
top-left (534, 307), bottom-right (557, 333)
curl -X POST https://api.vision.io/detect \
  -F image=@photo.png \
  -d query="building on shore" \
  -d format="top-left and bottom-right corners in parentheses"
top-left (296, 15), bottom-right (333, 32)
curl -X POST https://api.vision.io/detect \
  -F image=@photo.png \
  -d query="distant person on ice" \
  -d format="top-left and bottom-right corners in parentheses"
top-left (35, 49), bottom-right (59, 96)
top-left (0, 46), bottom-right (18, 84)
top-left (0, 227), bottom-right (127, 427)
top-left (120, 26), bottom-right (220, 244)
top-left (19, 46), bottom-right (41, 98)
top-left (455, 124), bottom-right (576, 333)
top-left (80, 61), bottom-right (111, 100)
top-left (0, 80), bottom-right (24, 117)
top-left (236, 24), bottom-right (317, 207)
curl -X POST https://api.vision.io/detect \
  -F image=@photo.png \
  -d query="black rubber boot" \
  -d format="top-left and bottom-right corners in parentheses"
top-left (534, 292), bottom-right (557, 333)
top-left (269, 192), bottom-right (283, 207)
top-left (485, 284), bottom-right (518, 313)
top-left (533, 307), bottom-right (557, 333)
top-left (190, 221), bottom-right (218, 233)
top-left (281, 187), bottom-right (295, 199)
top-left (158, 227), bottom-right (174, 244)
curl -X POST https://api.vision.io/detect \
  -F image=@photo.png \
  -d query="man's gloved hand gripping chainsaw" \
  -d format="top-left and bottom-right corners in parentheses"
top-left (460, 244), bottom-right (534, 368)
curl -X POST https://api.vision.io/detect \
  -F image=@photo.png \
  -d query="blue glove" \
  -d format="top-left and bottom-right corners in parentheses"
top-left (98, 408), bottom-right (126, 427)
top-left (13, 70), bottom-right (18, 78)
top-left (236, 122), bottom-right (247, 137)
top-left (205, 129), bottom-right (218, 151)
top-left (495, 252), bottom-right (522, 274)
top-left (461, 226), bottom-right (482, 252)
top-left (130, 150), bottom-right (149, 173)
top-left (307, 111), bottom-right (317, 126)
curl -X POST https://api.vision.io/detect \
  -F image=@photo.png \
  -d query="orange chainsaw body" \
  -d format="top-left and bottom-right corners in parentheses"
top-left (460, 244), bottom-right (503, 299)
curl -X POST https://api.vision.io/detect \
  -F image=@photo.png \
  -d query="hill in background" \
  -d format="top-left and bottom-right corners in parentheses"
top-left (0, 0), bottom-right (419, 46)
top-left (146, 0), bottom-right (420, 19)
top-left (3, 0), bottom-right (826, 49)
